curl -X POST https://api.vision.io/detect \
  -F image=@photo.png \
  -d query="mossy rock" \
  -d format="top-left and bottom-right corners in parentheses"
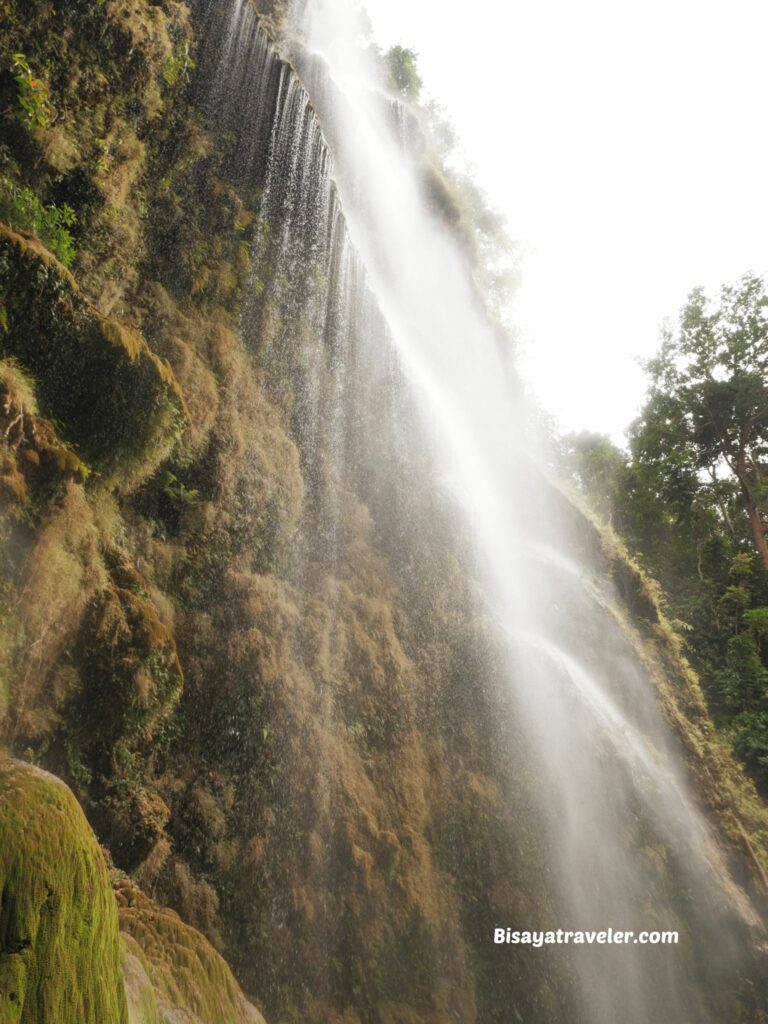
top-left (0, 224), bottom-right (185, 488)
top-left (116, 879), bottom-right (266, 1024)
top-left (0, 755), bottom-right (128, 1023)
top-left (120, 932), bottom-right (161, 1024)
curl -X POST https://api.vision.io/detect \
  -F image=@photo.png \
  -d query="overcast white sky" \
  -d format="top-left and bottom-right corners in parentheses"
top-left (362, 0), bottom-right (768, 443)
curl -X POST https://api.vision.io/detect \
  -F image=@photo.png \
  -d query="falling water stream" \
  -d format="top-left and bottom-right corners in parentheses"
top-left (197, 0), bottom-right (767, 1019)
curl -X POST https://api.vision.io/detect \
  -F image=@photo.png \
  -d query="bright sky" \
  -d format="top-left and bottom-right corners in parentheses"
top-left (362, 0), bottom-right (768, 443)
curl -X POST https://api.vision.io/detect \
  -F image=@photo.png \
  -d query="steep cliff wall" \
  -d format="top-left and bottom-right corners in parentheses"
top-left (1, 2), bottom-right (768, 1023)
top-left (0, 2), bottom-right (550, 1018)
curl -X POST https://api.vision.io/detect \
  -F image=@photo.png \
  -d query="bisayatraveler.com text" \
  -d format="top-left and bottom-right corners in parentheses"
top-left (494, 928), bottom-right (678, 947)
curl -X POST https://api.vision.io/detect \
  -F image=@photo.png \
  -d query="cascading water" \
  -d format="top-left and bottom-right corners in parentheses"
top-left (283, 6), bottom-right (767, 1021)
top-left (196, 0), bottom-right (768, 1019)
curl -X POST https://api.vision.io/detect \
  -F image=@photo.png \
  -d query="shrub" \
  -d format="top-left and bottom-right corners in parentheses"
top-left (10, 52), bottom-right (54, 130)
top-left (0, 177), bottom-right (76, 266)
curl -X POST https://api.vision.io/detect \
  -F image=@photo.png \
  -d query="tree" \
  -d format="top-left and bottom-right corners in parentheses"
top-left (631, 274), bottom-right (768, 571)
top-left (386, 45), bottom-right (423, 101)
top-left (565, 431), bottom-right (629, 525)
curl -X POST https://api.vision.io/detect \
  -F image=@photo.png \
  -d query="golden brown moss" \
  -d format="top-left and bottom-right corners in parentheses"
top-left (116, 879), bottom-right (266, 1024)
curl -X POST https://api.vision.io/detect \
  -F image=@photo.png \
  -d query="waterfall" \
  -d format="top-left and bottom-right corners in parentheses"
top-left (281, 7), bottom-right (766, 1020)
top-left (198, 0), bottom-right (767, 1019)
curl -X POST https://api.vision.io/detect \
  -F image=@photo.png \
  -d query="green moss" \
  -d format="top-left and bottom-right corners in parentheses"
top-left (0, 755), bottom-right (128, 1023)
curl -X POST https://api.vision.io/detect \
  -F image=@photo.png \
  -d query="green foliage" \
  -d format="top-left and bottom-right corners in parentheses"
top-left (565, 431), bottom-right (628, 521)
top-left (386, 45), bottom-right (423, 100)
top-left (566, 276), bottom-right (768, 793)
top-left (9, 53), bottom-right (54, 130)
top-left (0, 177), bottom-right (77, 267)
top-left (730, 552), bottom-right (754, 580)
top-left (632, 274), bottom-right (768, 569)
top-left (744, 606), bottom-right (768, 641)
top-left (160, 469), bottom-right (199, 508)
top-left (162, 42), bottom-right (194, 86)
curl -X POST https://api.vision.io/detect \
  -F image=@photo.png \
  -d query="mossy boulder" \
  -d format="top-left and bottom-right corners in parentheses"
top-left (0, 224), bottom-right (184, 488)
top-left (0, 755), bottom-right (128, 1023)
top-left (116, 879), bottom-right (266, 1024)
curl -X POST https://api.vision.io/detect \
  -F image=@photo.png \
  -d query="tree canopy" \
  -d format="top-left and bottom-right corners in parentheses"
top-left (386, 45), bottom-right (423, 100)
top-left (631, 274), bottom-right (768, 570)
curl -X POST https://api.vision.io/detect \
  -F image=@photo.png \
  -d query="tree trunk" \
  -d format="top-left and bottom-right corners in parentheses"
top-left (735, 453), bottom-right (768, 572)
top-left (745, 497), bottom-right (768, 573)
